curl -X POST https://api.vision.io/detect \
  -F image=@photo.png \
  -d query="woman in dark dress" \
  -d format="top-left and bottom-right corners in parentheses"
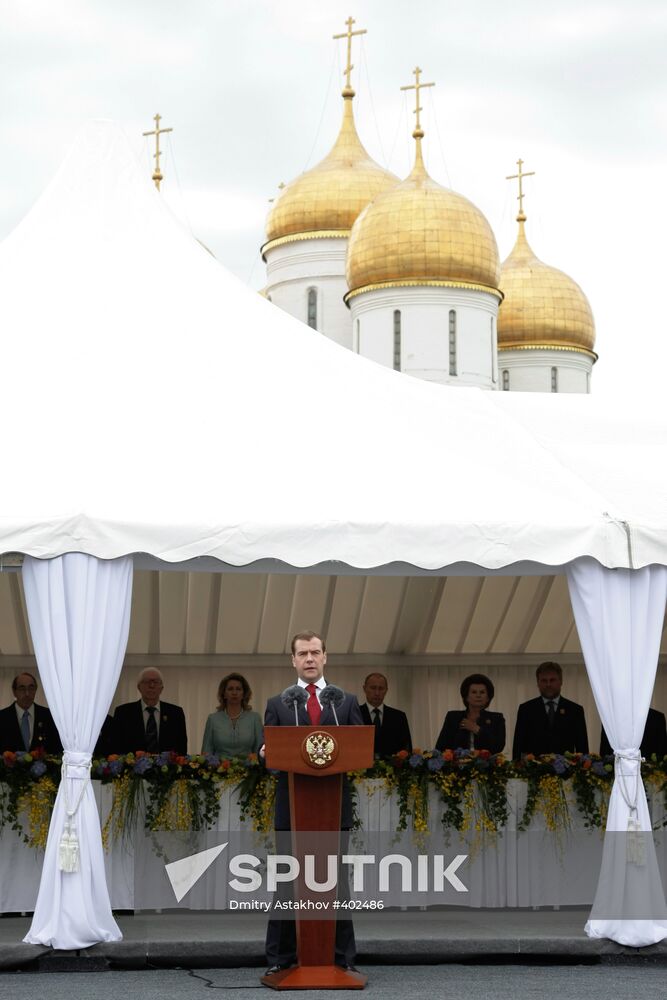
top-left (435, 673), bottom-right (505, 753)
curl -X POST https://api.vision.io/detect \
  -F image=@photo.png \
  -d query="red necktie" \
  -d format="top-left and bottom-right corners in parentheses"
top-left (306, 683), bottom-right (321, 725)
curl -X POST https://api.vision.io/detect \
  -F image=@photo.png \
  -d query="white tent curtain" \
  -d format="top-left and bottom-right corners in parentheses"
top-left (21, 553), bottom-right (133, 949)
top-left (567, 558), bottom-right (667, 946)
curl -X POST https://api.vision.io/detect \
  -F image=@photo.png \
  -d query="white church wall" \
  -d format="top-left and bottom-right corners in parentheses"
top-left (498, 348), bottom-right (594, 394)
top-left (264, 237), bottom-right (351, 349)
top-left (349, 285), bottom-right (500, 389)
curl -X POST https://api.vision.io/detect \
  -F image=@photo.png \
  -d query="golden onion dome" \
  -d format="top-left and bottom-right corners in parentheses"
top-left (345, 139), bottom-right (501, 298)
top-left (262, 95), bottom-right (398, 255)
top-left (498, 218), bottom-right (596, 354)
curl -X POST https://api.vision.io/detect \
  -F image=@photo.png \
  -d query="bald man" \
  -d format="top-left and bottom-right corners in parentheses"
top-left (113, 668), bottom-right (187, 755)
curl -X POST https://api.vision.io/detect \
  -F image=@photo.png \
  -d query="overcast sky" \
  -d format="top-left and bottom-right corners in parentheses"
top-left (2, 0), bottom-right (666, 400)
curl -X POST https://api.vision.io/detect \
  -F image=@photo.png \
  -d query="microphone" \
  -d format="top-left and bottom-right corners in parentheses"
top-left (281, 685), bottom-right (308, 726)
top-left (320, 684), bottom-right (345, 726)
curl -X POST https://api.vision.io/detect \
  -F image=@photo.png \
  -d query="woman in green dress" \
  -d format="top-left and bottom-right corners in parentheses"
top-left (201, 672), bottom-right (263, 758)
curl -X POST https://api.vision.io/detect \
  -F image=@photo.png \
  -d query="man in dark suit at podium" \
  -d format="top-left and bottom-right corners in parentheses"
top-left (0, 673), bottom-right (62, 754)
top-left (113, 668), bottom-right (187, 755)
top-left (512, 661), bottom-right (588, 759)
top-left (359, 672), bottom-right (412, 758)
top-left (600, 707), bottom-right (667, 760)
top-left (263, 630), bottom-right (363, 975)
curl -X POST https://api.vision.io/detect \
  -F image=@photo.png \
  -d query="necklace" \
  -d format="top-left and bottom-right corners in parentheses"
top-left (227, 708), bottom-right (242, 729)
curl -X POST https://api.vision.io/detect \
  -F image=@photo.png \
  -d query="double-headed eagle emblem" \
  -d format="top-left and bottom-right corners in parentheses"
top-left (304, 731), bottom-right (336, 768)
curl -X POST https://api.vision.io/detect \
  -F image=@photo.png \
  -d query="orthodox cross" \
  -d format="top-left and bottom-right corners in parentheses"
top-left (506, 158), bottom-right (535, 219)
top-left (333, 16), bottom-right (367, 94)
top-left (142, 113), bottom-right (173, 191)
top-left (400, 67), bottom-right (435, 137)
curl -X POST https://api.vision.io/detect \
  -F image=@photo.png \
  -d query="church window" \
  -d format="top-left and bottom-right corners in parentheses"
top-left (502, 369), bottom-right (510, 391)
top-left (449, 310), bottom-right (457, 376)
top-left (393, 310), bottom-right (401, 370)
top-left (551, 367), bottom-right (558, 392)
top-left (490, 316), bottom-right (497, 383)
top-left (307, 287), bottom-right (318, 330)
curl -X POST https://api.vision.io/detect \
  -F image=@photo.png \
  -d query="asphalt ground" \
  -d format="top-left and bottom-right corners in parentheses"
top-left (1, 964), bottom-right (666, 1000)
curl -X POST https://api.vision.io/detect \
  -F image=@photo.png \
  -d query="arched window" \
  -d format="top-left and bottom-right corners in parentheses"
top-left (551, 367), bottom-right (558, 393)
top-left (307, 287), bottom-right (317, 330)
top-left (502, 369), bottom-right (510, 391)
top-left (448, 310), bottom-right (457, 376)
top-left (393, 310), bottom-right (401, 371)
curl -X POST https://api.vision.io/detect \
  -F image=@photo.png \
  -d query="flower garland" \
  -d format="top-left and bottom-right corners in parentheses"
top-left (102, 770), bottom-right (140, 850)
top-left (0, 749), bottom-right (60, 849)
top-left (639, 754), bottom-right (667, 827)
top-left (513, 752), bottom-right (612, 832)
top-left (95, 750), bottom-right (274, 839)
top-left (354, 748), bottom-right (510, 837)
top-left (2, 749), bottom-right (666, 846)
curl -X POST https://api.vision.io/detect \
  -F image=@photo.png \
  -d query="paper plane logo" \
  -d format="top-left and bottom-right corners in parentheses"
top-left (165, 843), bottom-right (228, 902)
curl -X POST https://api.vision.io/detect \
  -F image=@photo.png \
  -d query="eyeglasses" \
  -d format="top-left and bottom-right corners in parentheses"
top-left (15, 685), bottom-right (37, 693)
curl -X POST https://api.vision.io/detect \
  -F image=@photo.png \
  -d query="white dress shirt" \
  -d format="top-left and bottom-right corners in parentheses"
top-left (364, 702), bottom-right (383, 723)
top-left (297, 676), bottom-right (326, 707)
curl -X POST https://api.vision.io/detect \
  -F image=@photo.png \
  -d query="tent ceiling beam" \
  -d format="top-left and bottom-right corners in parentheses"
top-left (3, 652), bottom-right (666, 671)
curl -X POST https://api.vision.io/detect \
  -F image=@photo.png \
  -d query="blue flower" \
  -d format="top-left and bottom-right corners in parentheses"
top-left (109, 758), bottom-right (124, 776)
top-left (592, 761), bottom-right (607, 777)
top-left (133, 756), bottom-right (153, 775)
top-left (30, 761), bottom-right (46, 777)
top-left (408, 754), bottom-right (423, 768)
top-left (551, 755), bottom-right (568, 775)
top-left (427, 756), bottom-right (444, 771)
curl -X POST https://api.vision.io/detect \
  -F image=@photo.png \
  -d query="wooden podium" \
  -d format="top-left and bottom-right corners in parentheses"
top-left (261, 724), bottom-right (374, 991)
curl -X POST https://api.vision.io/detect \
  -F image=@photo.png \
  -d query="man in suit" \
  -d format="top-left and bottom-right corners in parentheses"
top-left (113, 668), bottom-right (187, 755)
top-left (512, 661), bottom-right (588, 759)
top-left (359, 672), bottom-right (412, 757)
top-left (263, 629), bottom-right (364, 975)
top-left (93, 715), bottom-right (119, 758)
top-left (0, 672), bottom-right (62, 754)
top-left (600, 707), bottom-right (667, 760)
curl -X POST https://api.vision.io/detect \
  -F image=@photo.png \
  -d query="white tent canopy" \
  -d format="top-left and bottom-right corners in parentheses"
top-left (0, 121), bottom-right (665, 571)
top-left (1, 122), bottom-right (666, 952)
